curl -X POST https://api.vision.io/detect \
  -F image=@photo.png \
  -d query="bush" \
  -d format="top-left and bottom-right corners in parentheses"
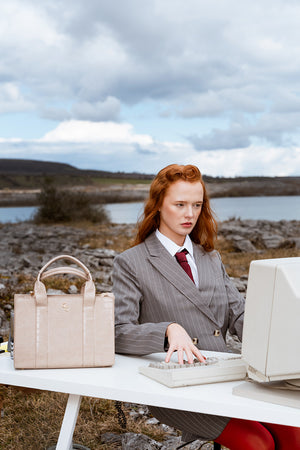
top-left (33, 181), bottom-right (110, 224)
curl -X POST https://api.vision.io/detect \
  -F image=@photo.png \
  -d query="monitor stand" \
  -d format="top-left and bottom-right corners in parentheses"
top-left (233, 379), bottom-right (300, 409)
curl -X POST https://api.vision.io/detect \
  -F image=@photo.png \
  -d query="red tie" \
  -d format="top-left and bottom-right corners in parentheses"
top-left (175, 249), bottom-right (195, 283)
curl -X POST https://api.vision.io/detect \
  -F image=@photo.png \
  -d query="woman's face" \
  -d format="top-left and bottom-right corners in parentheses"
top-left (158, 180), bottom-right (203, 246)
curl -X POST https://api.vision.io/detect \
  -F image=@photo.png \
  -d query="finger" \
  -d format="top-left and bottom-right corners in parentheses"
top-left (193, 348), bottom-right (206, 362)
top-left (177, 348), bottom-right (184, 365)
top-left (185, 349), bottom-right (195, 364)
top-left (187, 354), bottom-right (194, 364)
top-left (182, 351), bottom-right (194, 364)
top-left (165, 344), bottom-right (178, 363)
top-left (165, 347), bottom-right (174, 363)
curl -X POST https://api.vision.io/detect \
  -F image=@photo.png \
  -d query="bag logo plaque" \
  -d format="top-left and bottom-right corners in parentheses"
top-left (61, 302), bottom-right (70, 312)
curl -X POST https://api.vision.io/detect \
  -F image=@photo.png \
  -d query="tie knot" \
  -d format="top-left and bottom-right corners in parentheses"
top-left (175, 249), bottom-right (188, 263)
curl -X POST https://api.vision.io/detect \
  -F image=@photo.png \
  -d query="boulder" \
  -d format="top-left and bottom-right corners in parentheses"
top-left (230, 235), bottom-right (257, 252)
top-left (122, 432), bottom-right (163, 449)
top-left (291, 237), bottom-right (300, 249)
top-left (261, 234), bottom-right (285, 249)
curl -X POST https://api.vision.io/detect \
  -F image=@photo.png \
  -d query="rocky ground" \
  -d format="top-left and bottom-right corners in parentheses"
top-left (219, 218), bottom-right (300, 252)
top-left (0, 220), bottom-right (299, 449)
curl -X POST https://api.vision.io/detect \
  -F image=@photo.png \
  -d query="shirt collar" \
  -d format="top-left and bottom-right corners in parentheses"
top-left (155, 229), bottom-right (194, 258)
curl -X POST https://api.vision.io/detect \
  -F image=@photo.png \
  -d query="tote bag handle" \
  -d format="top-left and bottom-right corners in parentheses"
top-left (34, 255), bottom-right (95, 306)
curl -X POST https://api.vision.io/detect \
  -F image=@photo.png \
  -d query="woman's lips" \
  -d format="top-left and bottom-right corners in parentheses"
top-left (181, 222), bottom-right (192, 227)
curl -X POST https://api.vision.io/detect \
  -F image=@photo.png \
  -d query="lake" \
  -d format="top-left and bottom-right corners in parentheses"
top-left (0, 196), bottom-right (299, 223)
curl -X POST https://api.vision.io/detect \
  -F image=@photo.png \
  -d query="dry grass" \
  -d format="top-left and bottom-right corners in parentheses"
top-left (78, 223), bottom-right (137, 253)
top-left (0, 387), bottom-right (167, 449)
top-left (216, 236), bottom-right (300, 278)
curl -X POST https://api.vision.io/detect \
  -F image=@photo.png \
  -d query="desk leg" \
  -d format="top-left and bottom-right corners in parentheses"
top-left (56, 394), bottom-right (82, 450)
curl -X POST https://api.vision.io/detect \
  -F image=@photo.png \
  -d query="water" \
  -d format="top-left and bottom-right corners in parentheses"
top-left (104, 202), bottom-right (145, 224)
top-left (105, 196), bottom-right (300, 222)
top-left (211, 196), bottom-right (300, 221)
top-left (0, 196), bottom-right (299, 224)
top-left (0, 206), bottom-right (36, 223)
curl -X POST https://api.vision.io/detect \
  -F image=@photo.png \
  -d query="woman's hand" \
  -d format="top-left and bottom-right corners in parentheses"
top-left (165, 323), bottom-right (206, 364)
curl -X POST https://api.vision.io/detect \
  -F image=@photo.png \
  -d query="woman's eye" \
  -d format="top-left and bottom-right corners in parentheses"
top-left (176, 203), bottom-right (184, 207)
top-left (194, 203), bottom-right (203, 208)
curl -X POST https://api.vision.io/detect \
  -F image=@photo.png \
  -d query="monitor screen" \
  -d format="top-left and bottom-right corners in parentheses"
top-left (242, 257), bottom-right (300, 383)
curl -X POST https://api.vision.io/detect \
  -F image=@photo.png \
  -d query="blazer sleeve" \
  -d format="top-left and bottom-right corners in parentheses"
top-left (113, 251), bottom-right (172, 355)
top-left (219, 254), bottom-right (245, 341)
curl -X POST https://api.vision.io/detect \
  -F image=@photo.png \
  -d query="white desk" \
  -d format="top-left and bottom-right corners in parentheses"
top-left (1, 352), bottom-right (299, 449)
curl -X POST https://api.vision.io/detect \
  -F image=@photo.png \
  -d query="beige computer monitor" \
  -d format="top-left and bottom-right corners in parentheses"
top-left (242, 257), bottom-right (300, 383)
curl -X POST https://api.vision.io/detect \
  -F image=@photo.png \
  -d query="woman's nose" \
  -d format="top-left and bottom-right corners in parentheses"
top-left (185, 205), bottom-right (193, 217)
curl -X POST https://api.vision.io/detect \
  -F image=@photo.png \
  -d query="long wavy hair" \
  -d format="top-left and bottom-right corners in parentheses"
top-left (134, 164), bottom-right (217, 251)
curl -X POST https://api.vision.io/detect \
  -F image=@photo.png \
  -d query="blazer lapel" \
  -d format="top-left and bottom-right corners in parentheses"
top-left (193, 243), bottom-right (216, 307)
top-left (145, 234), bottom-right (219, 325)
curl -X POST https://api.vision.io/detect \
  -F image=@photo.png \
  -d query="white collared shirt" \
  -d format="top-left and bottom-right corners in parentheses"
top-left (155, 229), bottom-right (199, 287)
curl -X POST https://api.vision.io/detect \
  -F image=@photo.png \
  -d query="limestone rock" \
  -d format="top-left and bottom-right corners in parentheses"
top-left (291, 237), bottom-right (300, 249)
top-left (261, 234), bottom-right (285, 249)
top-left (68, 284), bottom-right (78, 294)
top-left (230, 235), bottom-right (257, 252)
top-left (219, 218), bottom-right (300, 252)
top-left (122, 432), bottom-right (163, 449)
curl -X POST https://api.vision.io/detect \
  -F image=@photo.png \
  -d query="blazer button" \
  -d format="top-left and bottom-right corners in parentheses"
top-left (214, 329), bottom-right (221, 337)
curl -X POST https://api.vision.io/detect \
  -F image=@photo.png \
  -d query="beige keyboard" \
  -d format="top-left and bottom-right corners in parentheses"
top-left (139, 355), bottom-right (247, 388)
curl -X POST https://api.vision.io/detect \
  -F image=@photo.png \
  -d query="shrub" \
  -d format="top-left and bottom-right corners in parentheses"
top-left (33, 181), bottom-right (110, 224)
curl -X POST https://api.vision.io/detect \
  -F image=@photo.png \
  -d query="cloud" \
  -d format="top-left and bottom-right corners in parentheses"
top-left (1, 0), bottom-right (300, 176)
top-left (188, 109), bottom-right (300, 151)
top-left (0, 83), bottom-right (34, 114)
top-left (189, 123), bottom-right (251, 151)
top-left (4, 0), bottom-right (299, 109)
top-left (42, 96), bottom-right (121, 122)
top-left (190, 146), bottom-right (300, 177)
top-left (71, 97), bottom-right (121, 121)
top-left (40, 120), bottom-right (153, 146)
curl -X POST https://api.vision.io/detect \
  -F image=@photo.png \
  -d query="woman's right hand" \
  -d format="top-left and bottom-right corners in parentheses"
top-left (165, 323), bottom-right (206, 364)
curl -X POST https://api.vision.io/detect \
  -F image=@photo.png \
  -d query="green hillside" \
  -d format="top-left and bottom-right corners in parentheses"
top-left (0, 159), bottom-right (153, 189)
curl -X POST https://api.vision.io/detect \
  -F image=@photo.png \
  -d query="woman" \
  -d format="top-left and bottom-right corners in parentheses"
top-left (113, 164), bottom-right (300, 449)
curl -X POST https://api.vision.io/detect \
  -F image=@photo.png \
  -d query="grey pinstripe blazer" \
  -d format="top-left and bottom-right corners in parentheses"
top-left (113, 232), bottom-right (245, 440)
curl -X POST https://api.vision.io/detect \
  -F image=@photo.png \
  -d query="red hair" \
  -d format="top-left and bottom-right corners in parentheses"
top-left (134, 164), bottom-right (217, 251)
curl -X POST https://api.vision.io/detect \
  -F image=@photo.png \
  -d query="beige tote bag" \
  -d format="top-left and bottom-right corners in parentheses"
top-left (13, 255), bottom-right (114, 369)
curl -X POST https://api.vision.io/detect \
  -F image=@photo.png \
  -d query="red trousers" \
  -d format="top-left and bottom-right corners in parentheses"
top-left (215, 418), bottom-right (300, 450)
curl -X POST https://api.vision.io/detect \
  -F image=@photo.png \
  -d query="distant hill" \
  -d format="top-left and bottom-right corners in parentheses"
top-left (0, 159), bottom-right (153, 179)
top-left (0, 158), bottom-right (154, 191)
top-left (0, 159), bottom-right (79, 175)
top-left (0, 159), bottom-right (299, 202)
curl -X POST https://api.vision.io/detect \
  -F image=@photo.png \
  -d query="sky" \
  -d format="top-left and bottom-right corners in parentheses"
top-left (1, 0), bottom-right (300, 177)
